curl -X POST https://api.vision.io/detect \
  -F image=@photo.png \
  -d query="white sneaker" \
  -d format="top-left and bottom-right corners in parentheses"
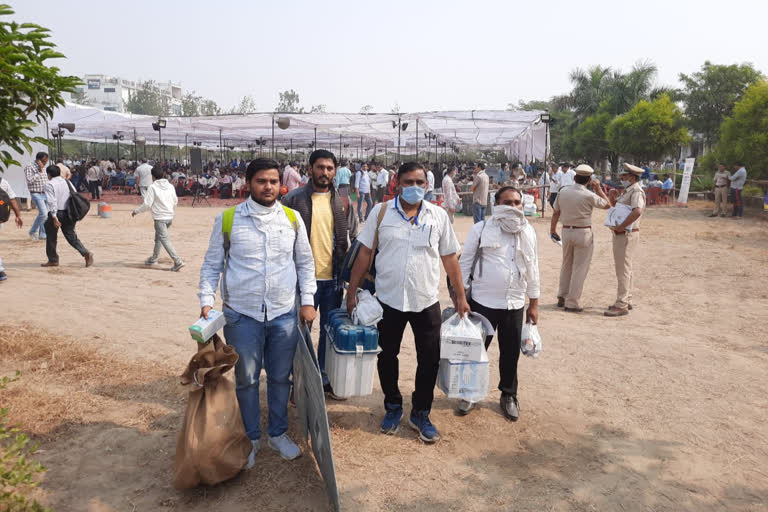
top-left (268, 433), bottom-right (301, 460)
top-left (29, 233), bottom-right (39, 241)
top-left (246, 439), bottom-right (260, 469)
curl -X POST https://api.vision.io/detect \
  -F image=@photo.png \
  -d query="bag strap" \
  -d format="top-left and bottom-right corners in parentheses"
top-left (221, 206), bottom-right (236, 254)
top-left (467, 220), bottom-right (486, 292)
top-left (281, 205), bottom-right (299, 232)
top-left (365, 203), bottom-right (388, 277)
top-left (220, 206), bottom-right (237, 302)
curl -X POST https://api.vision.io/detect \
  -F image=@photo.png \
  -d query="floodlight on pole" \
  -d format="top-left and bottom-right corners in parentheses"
top-left (152, 119), bottom-right (166, 161)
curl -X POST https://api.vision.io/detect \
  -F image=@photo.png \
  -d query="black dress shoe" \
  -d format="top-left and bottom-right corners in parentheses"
top-left (564, 307), bottom-right (583, 313)
top-left (556, 297), bottom-right (565, 308)
top-left (500, 394), bottom-right (519, 422)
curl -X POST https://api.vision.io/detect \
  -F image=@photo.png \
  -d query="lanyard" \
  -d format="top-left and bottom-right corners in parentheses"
top-left (395, 196), bottom-right (422, 225)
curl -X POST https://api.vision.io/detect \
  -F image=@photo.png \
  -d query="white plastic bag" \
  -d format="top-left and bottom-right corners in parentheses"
top-left (605, 203), bottom-right (635, 231)
top-left (440, 313), bottom-right (486, 361)
top-left (351, 289), bottom-right (383, 327)
top-left (521, 322), bottom-right (542, 358)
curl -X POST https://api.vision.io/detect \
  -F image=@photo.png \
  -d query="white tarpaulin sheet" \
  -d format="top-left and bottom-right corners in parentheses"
top-left (48, 104), bottom-right (548, 159)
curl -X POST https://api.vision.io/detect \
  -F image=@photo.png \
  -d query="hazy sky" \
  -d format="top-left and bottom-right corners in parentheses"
top-left (10, 0), bottom-right (768, 113)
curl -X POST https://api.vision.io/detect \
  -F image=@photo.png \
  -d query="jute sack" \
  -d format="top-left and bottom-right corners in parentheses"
top-left (173, 335), bottom-right (252, 489)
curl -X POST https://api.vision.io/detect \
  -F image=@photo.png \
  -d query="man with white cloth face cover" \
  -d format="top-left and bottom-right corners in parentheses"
top-left (346, 162), bottom-right (470, 444)
top-left (458, 186), bottom-right (540, 421)
top-left (198, 158), bottom-right (317, 464)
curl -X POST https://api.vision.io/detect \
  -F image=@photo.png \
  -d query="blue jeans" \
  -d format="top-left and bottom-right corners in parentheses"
top-left (29, 193), bottom-right (47, 238)
top-left (223, 304), bottom-right (298, 440)
top-left (358, 192), bottom-right (373, 221)
top-left (314, 280), bottom-right (343, 385)
top-left (472, 203), bottom-right (486, 224)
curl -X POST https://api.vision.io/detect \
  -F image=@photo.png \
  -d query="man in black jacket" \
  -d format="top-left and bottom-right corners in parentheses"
top-left (283, 149), bottom-right (350, 399)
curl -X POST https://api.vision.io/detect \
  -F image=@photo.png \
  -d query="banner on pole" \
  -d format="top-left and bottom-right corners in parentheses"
top-left (677, 158), bottom-right (695, 205)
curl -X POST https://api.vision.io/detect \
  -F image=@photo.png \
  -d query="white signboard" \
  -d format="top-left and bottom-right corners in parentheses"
top-left (677, 158), bottom-right (695, 205)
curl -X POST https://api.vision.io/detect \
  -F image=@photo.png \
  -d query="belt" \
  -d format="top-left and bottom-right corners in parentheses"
top-left (563, 225), bottom-right (591, 229)
top-left (614, 229), bottom-right (639, 235)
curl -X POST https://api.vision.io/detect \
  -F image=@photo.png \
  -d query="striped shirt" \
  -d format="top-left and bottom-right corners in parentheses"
top-left (24, 163), bottom-right (47, 193)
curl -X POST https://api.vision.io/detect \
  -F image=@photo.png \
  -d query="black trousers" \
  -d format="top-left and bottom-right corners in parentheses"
top-left (377, 301), bottom-right (441, 412)
top-left (548, 192), bottom-right (558, 207)
top-left (88, 180), bottom-right (100, 200)
top-left (469, 299), bottom-right (523, 398)
top-left (45, 211), bottom-right (88, 263)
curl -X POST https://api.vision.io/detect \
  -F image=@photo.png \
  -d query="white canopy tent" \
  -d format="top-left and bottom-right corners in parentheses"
top-left (48, 104), bottom-right (548, 160)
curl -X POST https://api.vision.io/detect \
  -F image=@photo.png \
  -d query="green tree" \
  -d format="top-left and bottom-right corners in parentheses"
top-left (607, 94), bottom-right (690, 163)
top-left (229, 94), bottom-right (257, 114)
top-left (200, 99), bottom-right (220, 116)
top-left (571, 103), bottom-right (616, 168)
top-left (0, 4), bottom-right (80, 170)
top-left (359, 104), bottom-right (373, 114)
top-left (602, 61), bottom-right (660, 116)
top-left (309, 104), bottom-right (327, 113)
top-left (715, 81), bottom-right (768, 179)
top-left (276, 89), bottom-right (303, 112)
top-left (679, 61), bottom-right (763, 146)
top-left (563, 65), bottom-right (613, 122)
top-left (124, 80), bottom-right (169, 116)
top-left (181, 91), bottom-right (201, 116)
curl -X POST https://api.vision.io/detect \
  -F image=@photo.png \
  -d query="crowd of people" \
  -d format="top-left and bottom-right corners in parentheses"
top-left (0, 148), bottom-right (752, 467)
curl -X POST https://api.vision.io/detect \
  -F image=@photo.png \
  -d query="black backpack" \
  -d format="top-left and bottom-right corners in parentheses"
top-left (66, 179), bottom-right (90, 221)
top-left (0, 177), bottom-right (11, 224)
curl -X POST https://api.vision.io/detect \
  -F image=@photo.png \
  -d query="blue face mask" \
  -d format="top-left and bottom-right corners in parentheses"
top-left (400, 185), bottom-right (425, 204)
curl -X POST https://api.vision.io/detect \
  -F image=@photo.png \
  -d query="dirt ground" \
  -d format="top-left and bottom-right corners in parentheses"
top-left (1, 197), bottom-right (767, 512)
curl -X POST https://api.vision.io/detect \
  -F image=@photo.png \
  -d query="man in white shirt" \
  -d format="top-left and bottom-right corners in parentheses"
top-left (346, 162), bottom-right (470, 444)
top-left (458, 186), bottom-right (540, 421)
top-left (355, 162), bottom-right (373, 222)
top-left (86, 161), bottom-right (102, 200)
top-left (375, 164), bottom-right (390, 203)
top-left (42, 165), bottom-right (93, 268)
top-left (425, 166), bottom-right (435, 201)
top-left (0, 176), bottom-right (24, 281)
top-left (132, 166), bottom-right (184, 271)
top-left (135, 159), bottom-right (153, 198)
top-left (550, 164), bottom-right (563, 206)
top-left (728, 162), bottom-right (747, 218)
top-left (559, 163), bottom-right (576, 188)
top-left (199, 158), bottom-right (316, 463)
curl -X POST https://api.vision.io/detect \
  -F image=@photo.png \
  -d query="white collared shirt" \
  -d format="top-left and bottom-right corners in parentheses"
top-left (357, 198), bottom-right (460, 312)
top-left (426, 170), bottom-right (435, 192)
top-left (44, 176), bottom-right (70, 213)
top-left (551, 169), bottom-right (563, 193)
top-left (459, 218), bottom-right (540, 310)
top-left (198, 199), bottom-right (317, 321)
top-left (559, 168), bottom-right (575, 188)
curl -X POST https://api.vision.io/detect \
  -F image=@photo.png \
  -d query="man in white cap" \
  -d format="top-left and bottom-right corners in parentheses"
top-left (605, 163), bottom-right (646, 317)
top-left (550, 164), bottom-right (610, 312)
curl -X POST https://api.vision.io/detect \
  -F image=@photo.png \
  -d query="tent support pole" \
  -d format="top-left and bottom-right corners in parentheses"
top-left (415, 120), bottom-right (419, 160)
top-left (271, 116), bottom-right (275, 159)
top-left (397, 116), bottom-right (401, 162)
top-left (314, 128), bottom-right (317, 149)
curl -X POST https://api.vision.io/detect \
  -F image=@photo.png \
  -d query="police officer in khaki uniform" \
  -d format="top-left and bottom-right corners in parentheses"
top-left (710, 164), bottom-right (730, 217)
top-left (605, 163), bottom-right (646, 317)
top-left (550, 164), bottom-right (610, 312)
